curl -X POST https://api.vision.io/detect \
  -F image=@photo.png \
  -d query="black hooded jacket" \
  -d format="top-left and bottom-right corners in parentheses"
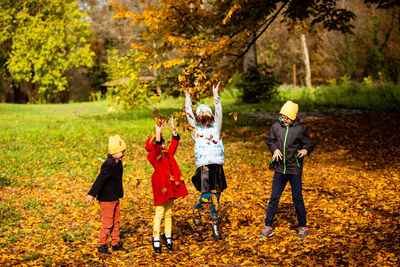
top-left (266, 118), bottom-right (314, 175)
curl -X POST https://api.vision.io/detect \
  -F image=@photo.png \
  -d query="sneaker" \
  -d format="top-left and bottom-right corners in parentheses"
top-left (259, 226), bottom-right (274, 240)
top-left (112, 242), bottom-right (129, 253)
top-left (211, 218), bottom-right (221, 241)
top-left (152, 238), bottom-right (162, 254)
top-left (161, 233), bottom-right (173, 251)
top-left (98, 245), bottom-right (111, 255)
top-left (298, 227), bottom-right (309, 239)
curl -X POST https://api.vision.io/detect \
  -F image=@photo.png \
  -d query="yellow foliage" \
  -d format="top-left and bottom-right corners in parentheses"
top-left (222, 4), bottom-right (241, 25)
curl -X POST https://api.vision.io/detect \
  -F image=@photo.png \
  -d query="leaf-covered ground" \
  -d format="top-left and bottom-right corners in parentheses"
top-left (0, 103), bottom-right (399, 266)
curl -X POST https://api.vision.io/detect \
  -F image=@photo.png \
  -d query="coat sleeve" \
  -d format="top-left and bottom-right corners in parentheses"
top-left (88, 162), bottom-right (112, 197)
top-left (299, 126), bottom-right (314, 155)
top-left (214, 92), bottom-right (223, 133)
top-left (168, 134), bottom-right (180, 156)
top-left (185, 93), bottom-right (197, 128)
top-left (147, 143), bottom-right (161, 169)
top-left (266, 124), bottom-right (279, 154)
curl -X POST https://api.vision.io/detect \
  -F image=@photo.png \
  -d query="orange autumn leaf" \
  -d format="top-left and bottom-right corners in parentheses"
top-left (233, 112), bottom-right (238, 121)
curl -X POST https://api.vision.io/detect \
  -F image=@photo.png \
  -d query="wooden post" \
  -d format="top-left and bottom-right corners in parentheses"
top-left (301, 34), bottom-right (312, 88)
top-left (293, 63), bottom-right (296, 87)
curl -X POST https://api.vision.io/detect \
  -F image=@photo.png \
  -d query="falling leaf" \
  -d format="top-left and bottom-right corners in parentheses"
top-left (185, 124), bottom-right (194, 133)
top-left (153, 108), bottom-right (159, 117)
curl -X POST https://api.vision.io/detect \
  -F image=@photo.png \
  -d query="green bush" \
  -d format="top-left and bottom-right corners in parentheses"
top-left (237, 64), bottom-right (277, 103)
top-left (276, 82), bottom-right (400, 111)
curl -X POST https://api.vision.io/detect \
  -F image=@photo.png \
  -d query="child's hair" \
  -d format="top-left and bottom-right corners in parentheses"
top-left (197, 114), bottom-right (214, 127)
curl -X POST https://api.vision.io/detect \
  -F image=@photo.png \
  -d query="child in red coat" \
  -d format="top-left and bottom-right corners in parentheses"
top-left (145, 117), bottom-right (188, 254)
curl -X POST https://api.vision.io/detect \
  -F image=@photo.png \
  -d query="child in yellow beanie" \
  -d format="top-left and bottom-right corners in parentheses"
top-left (85, 135), bottom-right (129, 255)
top-left (260, 101), bottom-right (314, 240)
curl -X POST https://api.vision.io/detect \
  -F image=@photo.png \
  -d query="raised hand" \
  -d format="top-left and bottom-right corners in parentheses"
top-left (212, 81), bottom-right (221, 95)
top-left (182, 83), bottom-right (191, 96)
top-left (155, 121), bottom-right (166, 142)
top-left (169, 116), bottom-right (177, 135)
top-left (155, 121), bottom-right (167, 131)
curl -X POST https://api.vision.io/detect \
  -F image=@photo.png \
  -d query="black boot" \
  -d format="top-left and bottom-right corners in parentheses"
top-left (211, 217), bottom-right (221, 241)
top-left (161, 233), bottom-right (173, 251)
top-left (98, 245), bottom-right (111, 255)
top-left (112, 242), bottom-right (129, 253)
top-left (152, 238), bottom-right (162, 254)
top-left (193, 206), bottom-right (204, 226)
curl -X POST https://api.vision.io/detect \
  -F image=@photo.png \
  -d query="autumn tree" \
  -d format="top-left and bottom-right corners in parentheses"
top-left (112, 0), bottom-right (358, 98)
top-left (0, 0), bottom-right (94, 103)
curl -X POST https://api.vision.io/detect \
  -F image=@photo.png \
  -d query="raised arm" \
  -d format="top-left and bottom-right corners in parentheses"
top-left (146, 122), bottom-right (166, 167)
top-left (168, 116), bottom-right (180, 155)
top-left (184, 89), bottom-right (197, 128)
top-left (213, 82), bottom-right (222, 132)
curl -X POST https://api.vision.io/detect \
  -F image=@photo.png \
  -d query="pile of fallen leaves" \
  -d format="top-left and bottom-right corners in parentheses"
top-left (0, 111), bottom-right (399, 266)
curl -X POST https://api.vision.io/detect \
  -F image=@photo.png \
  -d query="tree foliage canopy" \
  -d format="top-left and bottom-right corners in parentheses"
top-left (0, 0), bottom-right (94, 102)
top-left (113, 0), bottom-right (360, 97)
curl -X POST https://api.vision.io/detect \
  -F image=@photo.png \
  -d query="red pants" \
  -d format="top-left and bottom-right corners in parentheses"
top-left (98, 200), bottom-right (120, 246)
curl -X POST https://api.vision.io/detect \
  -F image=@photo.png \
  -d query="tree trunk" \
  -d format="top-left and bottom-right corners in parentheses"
top-left (11, 81), bottom-right (28, 103)
top-left (301, 34), bottom-right (312, 88)
top-left (30, 81), bottom-right (38, 103)
top-left (243, 33), bottom-right (257, 73)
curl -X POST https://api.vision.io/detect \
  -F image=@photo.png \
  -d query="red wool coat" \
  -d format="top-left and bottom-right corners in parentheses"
top-left (145, 134), bottom-right (188, 206)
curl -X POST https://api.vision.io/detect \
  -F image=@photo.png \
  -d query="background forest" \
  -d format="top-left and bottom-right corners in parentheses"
top-left (1, 0), bottom-right (399, 108)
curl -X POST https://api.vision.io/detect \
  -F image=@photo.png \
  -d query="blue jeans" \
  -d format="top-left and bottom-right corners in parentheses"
top-left (264, 172), bottom-right (306, 227)
top-left (195, 192), bottom-right (220, 219)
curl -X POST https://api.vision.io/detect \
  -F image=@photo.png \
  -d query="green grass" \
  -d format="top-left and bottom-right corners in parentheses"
top-left (0, 101), bottom-right (171, 185)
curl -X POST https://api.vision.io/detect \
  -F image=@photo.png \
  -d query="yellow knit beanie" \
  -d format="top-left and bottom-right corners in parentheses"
top-left (280, 101), bottom-right (298, 121)
top-left (108, 135), bottom-right (126, 155)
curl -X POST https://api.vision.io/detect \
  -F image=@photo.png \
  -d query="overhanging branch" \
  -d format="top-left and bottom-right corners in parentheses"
top-left (232, 0), bottom-right (290, 65)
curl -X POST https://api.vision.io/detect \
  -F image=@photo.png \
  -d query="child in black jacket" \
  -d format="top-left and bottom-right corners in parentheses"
top-left (86, 135), bottom-right (129, 255)
top-left (260, 101), bottom-right (314, 240)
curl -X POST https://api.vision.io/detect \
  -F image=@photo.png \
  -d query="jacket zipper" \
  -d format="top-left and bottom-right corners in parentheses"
top-left (283, 125), bottom-right (289, 174)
